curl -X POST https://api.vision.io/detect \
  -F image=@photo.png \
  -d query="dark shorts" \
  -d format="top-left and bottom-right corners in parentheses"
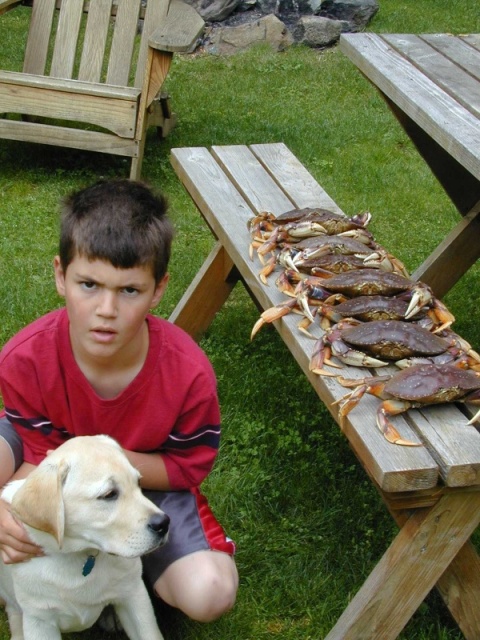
top-left (0, 416), bottom-right (23, 471)
top-left (0, 418), bottom-right (235, 585)
top-left (142, 487), bottom-right (236, 587)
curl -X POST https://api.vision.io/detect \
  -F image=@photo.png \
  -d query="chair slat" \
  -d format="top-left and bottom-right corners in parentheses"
top-left (50, 0), bottom-right (84, 79)
top-left (134, 0), bottom-right (170, 88)
top-left (23, 0), bottom-right (57, 75)
top-left (78, 0), bottom-right (113, 83)
top-left (107, 0), bottom-right (141, 86)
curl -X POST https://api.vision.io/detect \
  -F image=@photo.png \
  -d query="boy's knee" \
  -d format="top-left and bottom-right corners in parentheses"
top-left (154, 554), bottom-right (238, 622)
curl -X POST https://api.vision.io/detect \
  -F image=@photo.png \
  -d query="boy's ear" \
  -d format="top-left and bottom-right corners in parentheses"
top-left (53, 256), bottom-right (66, 297)
top-left (151, 273), bottom-right (169, 308)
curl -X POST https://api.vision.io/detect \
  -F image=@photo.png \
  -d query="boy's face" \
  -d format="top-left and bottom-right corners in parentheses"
top-left (54, 254), bottom-right (168, 366)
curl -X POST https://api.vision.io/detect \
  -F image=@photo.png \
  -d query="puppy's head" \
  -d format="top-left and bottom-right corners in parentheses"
top-left (11, 435), bottom-right (169, 556)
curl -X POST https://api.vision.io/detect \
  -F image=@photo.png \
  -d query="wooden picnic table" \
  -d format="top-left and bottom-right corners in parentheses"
top-left (169, 143), bottom-right (480, 639)
top-left (339, 33), bottom-right (480, 299)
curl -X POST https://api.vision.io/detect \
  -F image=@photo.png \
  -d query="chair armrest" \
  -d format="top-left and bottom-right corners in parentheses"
top-left (149, 0), bottom-right (205, 53)
top-left (0, 0), bottom-right (23, 15)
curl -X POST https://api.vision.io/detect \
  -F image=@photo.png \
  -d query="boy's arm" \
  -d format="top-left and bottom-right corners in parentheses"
top-left (123, 450), bottom-right (171, 491)
top-left (0, 451), bottom-right (42, 564)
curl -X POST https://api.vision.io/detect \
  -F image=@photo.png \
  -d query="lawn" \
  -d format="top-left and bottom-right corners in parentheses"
top-left (0, 1), bottom-right (479, 639)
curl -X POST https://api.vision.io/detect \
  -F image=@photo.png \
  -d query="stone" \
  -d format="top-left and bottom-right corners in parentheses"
top-left (205, 14), bottom-right (294, 54)
top-left (189, 0), bottom-right (244, 22)
top-left (293, 15), bottom-right (343, 46)
top-left (317, 0), bottom-right (379, 31)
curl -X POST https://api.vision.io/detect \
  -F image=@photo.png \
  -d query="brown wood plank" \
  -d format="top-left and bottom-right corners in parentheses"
top-left (339, 33), bottom-right (480, 182)
top-left (169, 242), bottom-right (238, 341)
top-left (170, 146), bottom-right (439, 493)
top-left (0, 80), bottom-right (137, 137)
top-left (134, 0), bottom-right (170, 88)
top-left (0, 118), bottom-right (138, 155)
top-left (23, 0), bottom-right (56, 75)
top-left (50, 0), bottom-right (84, 79)
top-left (436, 540), bottom-right (480, 639)
top-left (78, 0), bottom-right (113, 83)
top-left (411, 206), bottom-right (480, 295)
top-left (384, 34), bottom-right (480, 119)
top-left (107, 0), bottom-right (141, 87)
top-left (325, 491), bottom-right (480, 640)
top-left (0, 69), bottom-right (140, 99)
top-left (0, 0), bottom-right (22, 15)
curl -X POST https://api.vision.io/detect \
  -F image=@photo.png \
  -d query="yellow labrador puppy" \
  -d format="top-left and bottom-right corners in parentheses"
top-left (0, 435), bottom-right (169, 640)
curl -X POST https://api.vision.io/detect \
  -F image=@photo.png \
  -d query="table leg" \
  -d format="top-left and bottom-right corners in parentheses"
top-left (169, 242), bottom-right (239, 340)
top-left (411, 206), bottom-right (480, 298)
top-left (325, 490), bottom-right (480, 640)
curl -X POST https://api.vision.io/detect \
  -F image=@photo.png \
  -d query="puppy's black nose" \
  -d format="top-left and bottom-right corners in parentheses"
top-left (148, 512), bottom-right (170, 536)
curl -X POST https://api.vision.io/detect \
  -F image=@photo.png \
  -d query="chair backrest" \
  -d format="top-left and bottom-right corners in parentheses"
top-left (22, 0), bottom-right (169, 87)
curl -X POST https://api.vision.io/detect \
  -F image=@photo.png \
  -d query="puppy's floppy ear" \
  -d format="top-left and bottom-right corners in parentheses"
top-left (11, 460), bottom-right (69, 548)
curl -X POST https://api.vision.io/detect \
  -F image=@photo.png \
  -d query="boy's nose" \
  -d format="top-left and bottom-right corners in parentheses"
top-left (96, 292), bottom-right (118, 317)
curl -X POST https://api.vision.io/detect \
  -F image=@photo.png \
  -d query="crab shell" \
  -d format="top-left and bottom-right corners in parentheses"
top-left (331, 295), bottom-right (414, 322)
top-left (383, 363), bottom-right (480, 402)
top-left (340, 320), bottom-right (448, 360)
top-left (313, 269), bottom-right (415, 296)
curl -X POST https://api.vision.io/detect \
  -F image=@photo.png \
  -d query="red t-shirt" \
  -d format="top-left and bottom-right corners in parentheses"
top-left (0, 309), bottom-right (221, 490)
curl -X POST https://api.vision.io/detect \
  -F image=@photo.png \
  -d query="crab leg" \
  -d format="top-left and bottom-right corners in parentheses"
top-left (250, 298), bottom-right (298, 339)
top-left (404, 283), bottom-right (433, 319)
top-left (376, 400), bottom-right (422, 446)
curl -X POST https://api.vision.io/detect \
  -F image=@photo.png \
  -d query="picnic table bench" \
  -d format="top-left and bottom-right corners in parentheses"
top-left (169, 143), bottom-right (480, 639)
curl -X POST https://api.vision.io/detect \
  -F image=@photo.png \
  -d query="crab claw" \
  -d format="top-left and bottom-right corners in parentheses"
top-left (467, 406), bottom-right (480, 425)
top-left (405, 283), bottom-right (433, 319)
top-left (250, 298), bottom-right (298, 340)
top-left (377, 401), bottom-right (422, 446)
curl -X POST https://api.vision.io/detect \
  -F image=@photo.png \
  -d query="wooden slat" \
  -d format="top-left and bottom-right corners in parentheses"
top-left (171, 146), bottom-right (439, 493)
top-left (134, 0), bottom-right (169, 88)
top-left (50, 0), bottom-right (84, 79)
top-left (461, 34), bottom-right (480, 53)
top-left (0, 118), bottom-right (138, 155)
top-left (107, 0), bottom-right (141, 86)
top-left (23, 0), bottom-right (56, 75)
top-left (211, 145), bottom-right (296, 214)
top-left (339, 33), bottom-right (480, 181)
top-left (0, 80), bottom-right (138, 137)
top-left (384, 34), bottom-right (480, 119)
top-left (0, 69), bottom-right (140, 98)
top-left (251, 142), bottom-right (345, 213)
top-left (422, 34), bottom-right (480, 82)
top-left (78, 0), bottom-right (113, 83)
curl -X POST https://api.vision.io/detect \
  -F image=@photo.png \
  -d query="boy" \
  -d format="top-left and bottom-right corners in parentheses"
top-left (0, 180), bottom-right (238, 624)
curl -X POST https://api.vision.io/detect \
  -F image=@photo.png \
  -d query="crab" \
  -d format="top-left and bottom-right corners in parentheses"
top-left (250, 268), bottom-right (454, 339)
top-left (309, 319), bottom-right (458, 375)
top-left (250, 208), bottom-right (372, 257)
top-left (334, 363), bottom-right (480, 446)
top-left (292, 269), bottom-right (453, 327)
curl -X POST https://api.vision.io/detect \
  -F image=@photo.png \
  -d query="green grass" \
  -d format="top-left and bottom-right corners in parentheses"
top-left (1, 1), bottom-right (480, 639)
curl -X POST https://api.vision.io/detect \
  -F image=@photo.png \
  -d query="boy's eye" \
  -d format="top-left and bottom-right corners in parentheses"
top-left (123, 287), bottom-right (139, 296)
top-left (81, 281), bottom-right (96, 290)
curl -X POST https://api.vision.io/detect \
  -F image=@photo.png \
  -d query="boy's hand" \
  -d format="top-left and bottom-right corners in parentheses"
top-left (0, 499), bottom-right (43, 564)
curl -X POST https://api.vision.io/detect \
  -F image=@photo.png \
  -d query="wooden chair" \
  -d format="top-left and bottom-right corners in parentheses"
top-left (0, 0), bottom-right (204, 179)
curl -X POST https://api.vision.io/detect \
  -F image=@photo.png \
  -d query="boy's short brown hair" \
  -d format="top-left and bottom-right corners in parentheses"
top-left (59, 180), bottom-right (173, 284)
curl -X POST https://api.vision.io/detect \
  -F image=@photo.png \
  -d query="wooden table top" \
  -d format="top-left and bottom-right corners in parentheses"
top-left (340, 33), bottom-right (480, 181)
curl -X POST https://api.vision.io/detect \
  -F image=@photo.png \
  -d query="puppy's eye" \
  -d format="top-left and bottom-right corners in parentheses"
top-left (99, 489), bottom-right (119, 501)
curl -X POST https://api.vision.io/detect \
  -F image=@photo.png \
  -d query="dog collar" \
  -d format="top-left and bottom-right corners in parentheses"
top-left (82, 554), bottom-right (97, 577)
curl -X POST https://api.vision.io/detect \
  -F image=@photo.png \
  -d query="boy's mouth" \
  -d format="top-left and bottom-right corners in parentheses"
top-left (91, 327), bottom-right (117, 342)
